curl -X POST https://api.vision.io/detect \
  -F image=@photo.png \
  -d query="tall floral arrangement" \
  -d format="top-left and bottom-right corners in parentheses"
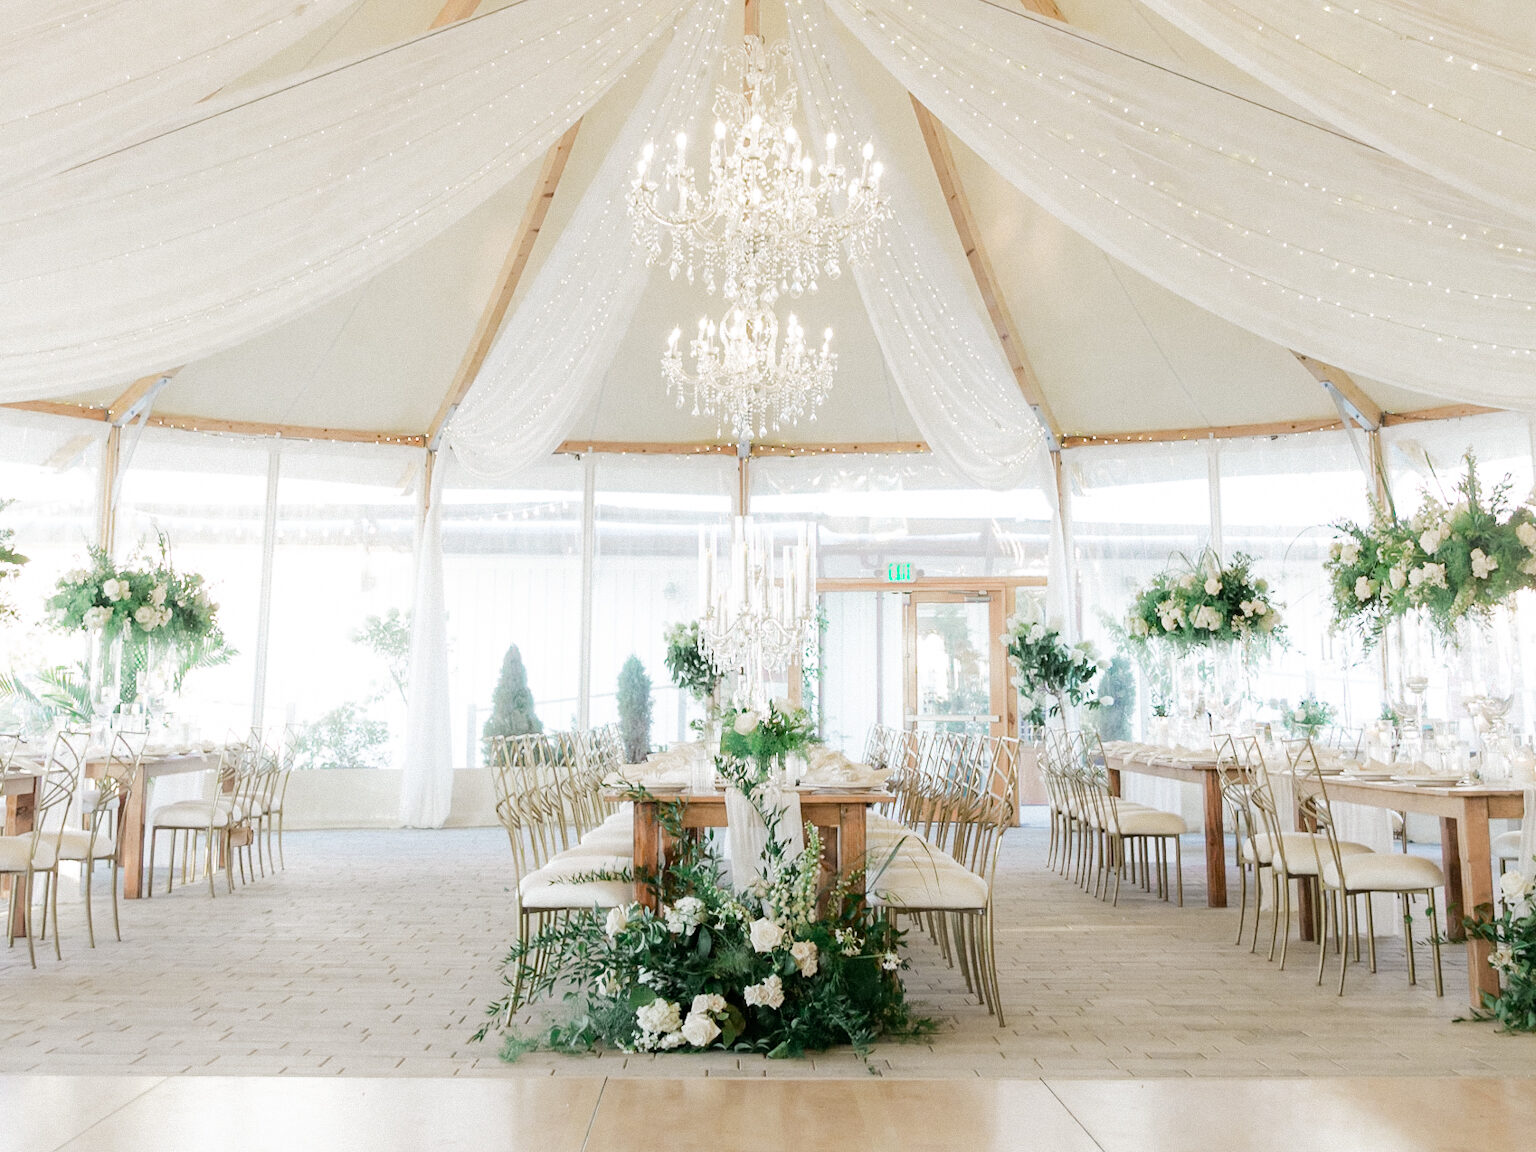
top-left (0, 500), bottom-right (27, 622)
top-left (476, 761), bottom-right (925, 1059)
top-left (664, 620), bottom-right (725, 705)
top-left (1002, 606), bottom-right (1103, 728)
top-left (1326, 453), bottom-right (1536, 649)
top-left (1125, 550), bottom-right (1284, 659)
top-left (1463, 865), bottom-right (1536, 1033)
top-left (46, 538), bottom-right (226, 705)
top-left (719, 699), bottom-right (817, 781)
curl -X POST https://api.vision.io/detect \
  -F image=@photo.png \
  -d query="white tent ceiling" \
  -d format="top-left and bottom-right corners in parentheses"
top-left (32, 0), bottom-right (1481, 448)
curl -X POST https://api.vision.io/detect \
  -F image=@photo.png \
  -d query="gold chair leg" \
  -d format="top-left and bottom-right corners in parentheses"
top-left (1402, 893), bottom-right (1417, 987)
top-left (1425, 891), bottom-right (1443, 997)
top-left (84, 859), bottom-right (96, 948)
top-left (49, 870), bottom-right (62, 960)
top-left (1366, 896), bottom-right (1378, 974)
top-left (110, 857), bottom-right (121, 942)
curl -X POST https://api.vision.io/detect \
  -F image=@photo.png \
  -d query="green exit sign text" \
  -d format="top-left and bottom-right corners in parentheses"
top-left (885, 562), bottom-right (915, 583)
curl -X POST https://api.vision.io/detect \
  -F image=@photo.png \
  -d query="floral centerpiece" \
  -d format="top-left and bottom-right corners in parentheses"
top-left (1326, 453), bottom-right (1536, 649)
top-left (46, 539), bottom-right (227, 708)
top-left (664, 620), bottom-right (724, 706)
top-left (1462, 864), bottom-right (1536, 1033)
top-left (476, 761), bottom-right (926, 1060)
top-left (1283, 696), bottom-right (1336, 739)
top-left (720, 698), bottom-right (817, 781)
top-left (0, 500), bottom-right (26, 622)
top-left (1125, 549), bottom-right (1284, 659)
top-left (1002, 604), bottom-right (1104, 728)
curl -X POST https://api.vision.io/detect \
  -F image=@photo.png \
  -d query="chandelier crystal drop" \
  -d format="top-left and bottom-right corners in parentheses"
top-left (628, 36), bottom-right (888, 310)
top-left (663, 305), bottom-right (835, 439)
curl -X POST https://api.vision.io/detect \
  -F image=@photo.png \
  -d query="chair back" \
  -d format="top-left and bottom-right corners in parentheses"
top-left (1287, 738), bottom-right (1351, 889)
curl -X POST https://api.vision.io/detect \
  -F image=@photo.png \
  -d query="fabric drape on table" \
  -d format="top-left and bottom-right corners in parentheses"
top-left (0, 0), bottom-right (685, 401)
top-left (1520, 785), bottom-right (1536, 872)
top-left (785, 1), bottom-right (1046, 491)
top-left (448, 0), bottom-right (727, 480)
top-left (398, 456), bottom-right (453, 829)
top-left (0, 0), bottom-right (356, 191)
top-left (1137, 0), bottom-right (1536, 225)
top-left (724, 786), bottom-right (805, 896)
top-left (827, 0), bottom-right (1536, 411)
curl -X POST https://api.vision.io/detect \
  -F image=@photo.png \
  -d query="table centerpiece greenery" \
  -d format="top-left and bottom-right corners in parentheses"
top-left (719, 699), bottom-right (818, 782)
top-left (1282, 695), bottom-right (1336, 739)
top-left (1002, 603), bottom-right (1105, 728)
top-left (476, 756), bottom-right (929, 1060)
top-left (664, 620), bottom-right (725, 707)
top-left (1326, 452), bottom-right (1536, 650)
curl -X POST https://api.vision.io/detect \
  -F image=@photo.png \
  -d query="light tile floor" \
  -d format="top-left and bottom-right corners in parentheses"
top-left (1, 827), bottom-right (1532, 1079)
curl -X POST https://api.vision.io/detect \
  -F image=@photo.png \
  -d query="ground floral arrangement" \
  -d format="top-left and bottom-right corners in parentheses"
top-left (477, 761), bottom-right (928, 1060)
top-left (1002, 605), bottom-right (1104, 727)
top-left (1462, 864), bottom-right (1536, 1033)
top-left (1125, 549), bottom-right (1284, 658)
top-left (1327, 453), bottom-right (1536, 649)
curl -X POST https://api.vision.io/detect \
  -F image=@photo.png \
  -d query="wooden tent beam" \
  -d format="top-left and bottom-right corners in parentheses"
top-left (1381, 403), bottom-right (1500, 426)
top-left (1293, 353), bottom-right (1382, 430)
top-left (106, 366), bottom-right (181, 425)
top-left (430, 0), bottom-right (482, 29)
top-left (555, 439), bottom-right (930, 457)
top-left (425, 120), bottom-right (582, 450)
top-left (142, 413), bottom-right (425, 446)
top-left (909, 96), bottom-right (1062, 450)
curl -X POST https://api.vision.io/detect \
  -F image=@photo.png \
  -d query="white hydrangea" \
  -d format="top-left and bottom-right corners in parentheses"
top-left (664, 896), bottom-right (706, 936)
top-left (635, 998), bottom-right (682, 1037)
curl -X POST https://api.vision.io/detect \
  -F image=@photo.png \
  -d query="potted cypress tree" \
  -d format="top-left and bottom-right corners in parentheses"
top-left (617, 655), bottom-right (652, 765)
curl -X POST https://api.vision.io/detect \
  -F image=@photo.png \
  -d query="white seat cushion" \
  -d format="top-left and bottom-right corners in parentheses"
top-left (535, 851), bottom-right (631, 878)
top-left (0, 835), bottom-right (55, 871)
top-left (152, 801), bottom-right (242, 828)
top-left (56, 828), bottom-right (116, 861)
top-left (869, 860), bottom-right (988, 910)
top-left (1493, 830), bottom-right (1521, 860)
top-left (1322, 851), bottom-right (1446, 892)
top-left (1243, 833), bottom-right (1371, 868)
top-left (518, 873), bottom-right (632, 910)
top-left (1113, 809), bottom-right (1188, 837)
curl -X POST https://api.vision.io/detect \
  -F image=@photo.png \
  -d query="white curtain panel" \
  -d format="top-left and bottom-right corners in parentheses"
top-left (0, 0), bottom-right (358, 191)
top-left (786, 2), bottom-right (1045, 491)
top-left (1137, 1), bottom-right (1536, 224)
top-left (448, 0), bottom-right (728, 480)
top-left (0, 0), bottom-right (686, 401)
top-left (399, 455), bottom-right (453, 829)
top-left (828, 0), bottom-right (1536, 411)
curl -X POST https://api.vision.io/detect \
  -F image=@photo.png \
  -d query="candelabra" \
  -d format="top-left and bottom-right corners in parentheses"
top-left (698, 517), bottom-right (817, 708)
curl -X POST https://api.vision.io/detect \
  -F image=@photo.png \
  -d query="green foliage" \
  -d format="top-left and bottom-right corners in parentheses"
top-left (0, 663), bottom-right (92, 735)
top-left (718, 699), bottom-right (818, 780)
top-left (663, 621), bottom-right (723, 704)
top-left (355, 608), bottom-right (411, 704)
top-left (476, 760), bottom-right (929, 1060)
top-left (0, 499), bottom-right (27, 622)
top-left (1003, 607), bottom-right (1103, 728)
top-left (617, 655), bottom-right (653, 764)
top-left (1281, 695), bottom-right (1336, 738)
top-left (1461, 867), bottom-right (1536, 1033)
top-left (288, 701), bottom-right (390, 770)
top-left (483, 643), bottom-right (542, 752)
top-left (1125, 549), bottom-right (1284, 659)
top-left (1327, 452), bottom-right (1536, 650)
top-left (1092, 656), bottom-right (1136, 741)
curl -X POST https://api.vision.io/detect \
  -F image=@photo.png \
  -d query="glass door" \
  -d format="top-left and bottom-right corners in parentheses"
top-left (904, 590), bottom-right (1010, 740)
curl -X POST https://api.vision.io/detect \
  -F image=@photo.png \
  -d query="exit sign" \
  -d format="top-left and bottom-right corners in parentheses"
top-left (885, 562), bottom-right (915, 583)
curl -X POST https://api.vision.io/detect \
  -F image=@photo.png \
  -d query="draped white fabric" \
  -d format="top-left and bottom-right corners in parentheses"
top-left (399, 456), bottom-right (453, 829)
top-left (1136, 1), bottom-right (1536, 224)
top-left (0, 0), bottom-right (357, 191)
top-left (0, 0), bottom-right (685, 401)
top-left (786, 3), bottom-right (1044, 491)
top-left (448, 0), bottom-right (728, 479)
top-left (724, 786), bottom-right (805, 896)
top-left (828, 0), bottom-right (1536, 410)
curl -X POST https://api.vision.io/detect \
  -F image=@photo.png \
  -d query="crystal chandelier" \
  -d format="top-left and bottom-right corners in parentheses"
top-left (629, 35), bottom-right (887, 438)
top-left (698, 517), bottom-right (817, 708)
top-left (664, 305), bottom-right (835, 439)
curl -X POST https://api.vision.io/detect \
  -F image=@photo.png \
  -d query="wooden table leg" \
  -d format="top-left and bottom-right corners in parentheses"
top-left (1454, 799), bottom-right (1497, 1010)
top-left (632, 800), bottom-right (662, 912)
top-left (1201, 771), bottom-right (1228, 909)
top-left (6, 787), bottom-right (36, 937)
top-left (1440, 816), bottom-right (1466, 943)
top-left (840, 803), bottom-right (866, 898)
top-left (119, 768), bottom-right (149, 899)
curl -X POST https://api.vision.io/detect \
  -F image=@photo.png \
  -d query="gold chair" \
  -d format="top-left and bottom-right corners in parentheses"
top-left (1, 731), bottom-right (85, 966)
top-left (56, 731), bottom-right (145, 946)
top-left (147, 745), bottom-right (245, 897)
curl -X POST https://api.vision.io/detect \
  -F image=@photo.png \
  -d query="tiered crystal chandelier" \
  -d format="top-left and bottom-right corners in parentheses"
top-left (629, 35), bottom-right (887, 437)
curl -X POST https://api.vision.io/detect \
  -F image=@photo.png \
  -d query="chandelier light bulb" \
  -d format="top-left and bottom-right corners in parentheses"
top-left (862, 140), bottom-right (873, 160)
top-left (715, 119), bottom-right (727, 140)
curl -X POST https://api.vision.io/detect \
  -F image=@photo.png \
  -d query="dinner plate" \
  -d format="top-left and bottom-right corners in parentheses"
top-left (1341, 771), bottom-right (1396, 781)
top-left (1390, 773), bottom-right (1465, 787)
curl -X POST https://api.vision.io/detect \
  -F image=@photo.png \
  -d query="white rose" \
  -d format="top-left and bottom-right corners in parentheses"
top-left (790, 940), bottom-right (819, 978)
top-left (749, 917), bottom-right (785, 953)
top-left (771, 695), bottom-right (793, 715)
top-left (150, 583), bottom-right (167, 606)
top-left (680, 1011), bottom-right (721, 1047)
top-left (83, 605), bottom-right (112, 630)
top-left (1293, 708), bottom-right (1308, 723)
top-left (1254, 601), bottom-right (1267, 616)
top-left (102, 577), bottom-right (126, 602)
top-left (1419, 528), bottom-right (1443, 556)
top-left (605, 905), bottom-right (631, 938)
top-left (1204, 577), bottom-right (1221, 595)
top-left (1339, 539), bottom-right (1361, 566)
top-left (743, 974), bottom-right (784, 1009)
top-left (1179, 574), bottom-right (1196, 590)
top-left (1027, 623), bottom-right (1046, 643)
top-left (1422, 562), bottom-right (1447, 588)
top-left (1518, 521), bottom-right (1536, 552)
top-left (133, 603), bottom-right (161, 630)
top-left (1389, 566), bottom-right (1407, 591)
top-left (733, 711), bottom-right (760, 736)
top-left (1498, 869), bottom-right (1532, 904)
top-left (1471, 548), bottom-right (1498, 580)
top-left (690, 993), bottom-right (727, 1017)
top-left (1490, 944), bottom-right (1515, 973)
top-left (635, 998), bottom-right (681, 1036)
top-left (1354, 576), bottom-right (1376, 603)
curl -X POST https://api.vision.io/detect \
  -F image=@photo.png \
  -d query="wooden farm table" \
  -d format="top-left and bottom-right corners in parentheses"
top-left (1295, 773), bottom-right (1524, 1009)
top-left (621, 788), bottom-right (891, 912)
top-left (1102, 754), bottom-right (1226, 908)
top-left (87, 751), bottom-right (219, 899)
top-left (2, 768), bottom-right (44, 937)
